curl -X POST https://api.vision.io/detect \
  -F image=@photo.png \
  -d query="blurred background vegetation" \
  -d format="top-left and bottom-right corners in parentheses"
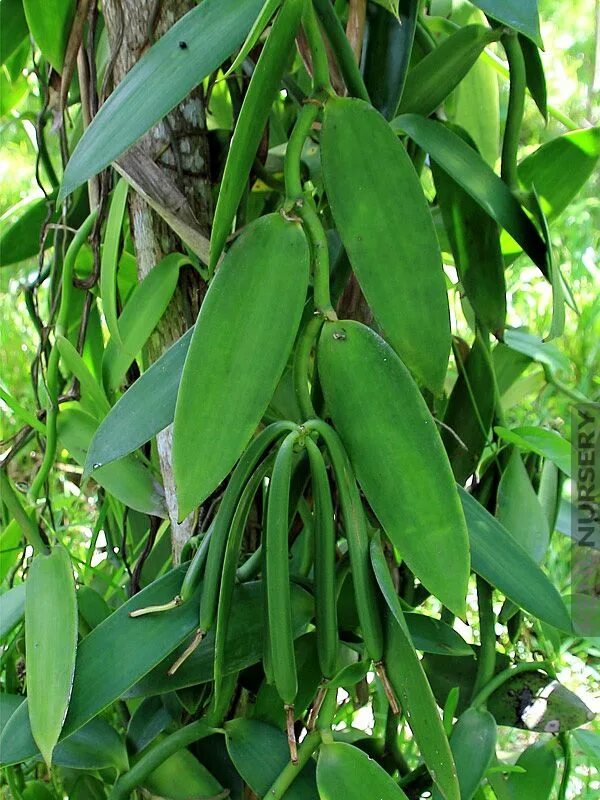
top-left (1, 1), bottom-right (598, 797)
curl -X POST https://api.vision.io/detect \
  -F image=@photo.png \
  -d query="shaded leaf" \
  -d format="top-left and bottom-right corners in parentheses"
top-left (317, 742), bottom-right (409, 800)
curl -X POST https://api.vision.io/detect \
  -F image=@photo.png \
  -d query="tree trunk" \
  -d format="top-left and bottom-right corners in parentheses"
top-left (103, 0), bottom-right (213, 562)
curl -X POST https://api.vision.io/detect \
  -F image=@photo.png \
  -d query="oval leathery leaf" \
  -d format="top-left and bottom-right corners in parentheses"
top-left (399, 24), bottom-right (503, 118)
top-left (383, 607), bottom-right (461, 800)
top-left (431, 707), bottom-right (497, 800)
top-left (22, 0), bottom-right (76, 72)
top-left (493, 741), bottom-right (557, 799)
top-left (318, 319), bottom-right (470, 617)
top-left (59, 0), bottom-right (265, 199)
top-left (392, 114), bottom-right (549, 276)
top-left (143, 746), bottom-right (223, 800)
top-left (317, 742), bottom-right (410, 800)
top-left (210, 0), bottom-right (303, 269)
top-left (321, 97), bottom-right (450, 393)
top-left (0, 583), bottom-right (25, 641)
top-left (459, 486), bottom-right (572, 631)
top-left (56, 336), bottom-right (111, 418)
top-left (1, 0), bottom-right (28, 68)
top-left (441, 331), bottom-right (496, 485)
top-left (85, 327), bottom-right (193, 476)
top-left (174, 213), bottom-right (309, 518)
top-left (25, 545), bottom-right (78, 768)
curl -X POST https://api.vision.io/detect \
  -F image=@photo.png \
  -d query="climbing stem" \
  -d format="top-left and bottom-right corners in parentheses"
top-left (501, 32), bottom-right (526, 189)
top-left (471, 577), bottom-right (497, 703)
top-left (293, 314), bottom-right (324, 419)
top-left (557, 731), bottom-right (572, 800)
top-left (0, 470), bottom-right (49, 553)
top-left (266, 730), bottom-right (322, 799)
top-left (303, 0), bottom-right (333, 93)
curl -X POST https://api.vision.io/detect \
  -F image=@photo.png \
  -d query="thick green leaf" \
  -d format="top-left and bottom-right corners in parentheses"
top-left (319, 319), bottom-right (469, 616)
top-left (433, 149), bottom-right (506, 334)
top-left (496, 449), bottom-right (550, 563)
top-left (58, 406), bottom-right (167, 517)
top-left (459, 487), bottom-right (572, 631)
top-left (470, 0), bottom-right (542, 46)
top-left (431, 708), bottom-right (497, 800)
top-left (574, 729), bottom-right (600, 769)
top-left (404, 613), bottom-right (474, 657)
top-left (317, 742), bottom-right (409, 800)
top-left (495, 425), bottom-right (571, 476)
top-left (487, 671), bottom-right (594, 731)
top-left (210, 0), bottom-right (303, 267)
top-left (442, 332), bottom-right (496, 484)
top-left (174, 214), bottom-right (309, 518)
top-left (86, 328), bottom-right (193, 475)
top-left (125, 581), bottom-right (313, 698)
top-left (384, 611), bottom-right (460, 800)
top-left (25, 545), bottom-right (78, 767)
top-left (226, 719), bottom-right (318, 799)
top-left (0, 697), bottom-right (128, 772)
top-left (100, 179), bottom-right (129, 346)
top-left (518, 127), bottom-right (600, 219)
top-left (102, 253), bottom-right (185, 394)
top-left (0, 582), bottom-right (25, 640)
top-left (59, 0), bottom-right (264, 198)
top-left (399, 24), bottom-right (501, 117)
top-left (322, 97), bottom-right (450, 393)
top-left (393, 114), bottom-right (548, 275)
top-left (1, 566), bottom-right (200, 766)
top-left (0, 0), bottom-right (28, 68)
top-left (22, 0), bottom-right (76, 71)
top-left (498, 742), bottom-right (557, 799)
top-left (0, 519), bottom-right (23, 584)
top-left (0, 195), bottom-right (55, 267)
top-left (502, 327), bottom-right (569, 376)
top-left (144, 747), bottom-right (222, 800)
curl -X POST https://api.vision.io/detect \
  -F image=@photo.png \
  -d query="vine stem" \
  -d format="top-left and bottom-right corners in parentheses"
top-left (470, 577), bottom-right (497, 702)
top-left (303, 0), bottom-right (333, 93)
top-left (501, 32), bottom-right (526, 189)
top-left (30, 209), bottom-right (98, 501)
top-left (293, 314), bottom-right (324, 419)
top-left (558, 731), bottom-right (572, 800)
top-left (266, 730), bottom-right (322, 799)
top-left (470, 660), bottom-right (555, 710)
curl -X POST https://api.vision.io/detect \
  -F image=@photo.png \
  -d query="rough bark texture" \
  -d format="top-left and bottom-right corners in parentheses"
top-left (104, 0), bottom-right (213, 562)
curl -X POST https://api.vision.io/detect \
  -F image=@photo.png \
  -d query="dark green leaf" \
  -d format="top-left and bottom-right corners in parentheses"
top-left (470, 0), bottom-right (542, 46)
top-left (319, 320), bottom-right (469, 616)
top-left (22, 0), bottom-right (76, 71)
top-left (85, 328), bottom-right (193, 476)
top-left (399, 25), bottom-right (502, 117)
top-left (144, 747), bottom-right (222, 800)
top-left (499, 742), bottom-right (557, 799)
top-left (460, 487), bottom-right (572, 631)
top-left (59, 0), bottom-right (265, 198)
top-left (0, 0), bottom-right (28, 67)
top-left (519, 35), bottom-right (547, 120)
top-left (226, 719), bottom-right (319, 799)
top-left (317, 742), bottom-right (409, 800)
top-left (322, 97), bottom-right (451, 393)
top-left (495, 426), bottom-right (571, 476)
top-left (174, 214), bottom-right (309, 518)
top-left (393, 114), bottom-right (548, 275)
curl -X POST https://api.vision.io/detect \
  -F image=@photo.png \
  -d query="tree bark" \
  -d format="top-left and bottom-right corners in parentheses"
top-left (103, 0), bottom-right (213, 562)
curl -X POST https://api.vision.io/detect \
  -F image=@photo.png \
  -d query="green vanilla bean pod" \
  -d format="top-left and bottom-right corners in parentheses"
top-left (167, 421), bottom-right (296, 673)
top-left (305, 436), bottom-right (338, 680)
top-left (213, 452), bottom-right (275, 707)
top-left (265, 431), bottom-right (301, 762)
top-left (305, 419), bottom-right (398, 712)
top-left (30, 209), bottom-right (98, 501)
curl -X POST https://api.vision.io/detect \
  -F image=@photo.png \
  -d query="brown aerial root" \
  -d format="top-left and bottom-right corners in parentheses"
top-left (306, 684), bottom-right (328, 730)
top-left (167, 628), bottom-right (204, 676)
top-left (129, 595), bottom-right (182, 618)
top-left (375, 661), bottom-right (401, 715)
top-left (285, 704), bottom-right (299, 765)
